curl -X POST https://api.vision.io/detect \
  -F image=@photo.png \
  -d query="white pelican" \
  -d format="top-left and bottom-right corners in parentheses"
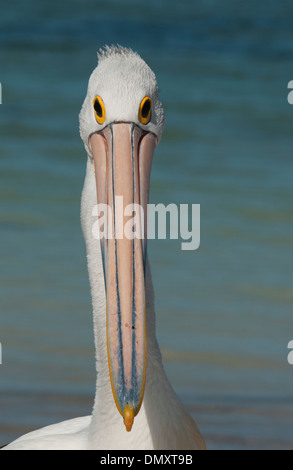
top-left (3, 46), bottom-right (206, 450)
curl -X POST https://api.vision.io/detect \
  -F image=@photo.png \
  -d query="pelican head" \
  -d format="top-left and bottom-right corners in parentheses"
top-left (79, 46), bottom-right (165, 432)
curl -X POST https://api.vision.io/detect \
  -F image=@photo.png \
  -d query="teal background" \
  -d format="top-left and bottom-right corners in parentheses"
top-left (1, 0), bottom-right (293, 449)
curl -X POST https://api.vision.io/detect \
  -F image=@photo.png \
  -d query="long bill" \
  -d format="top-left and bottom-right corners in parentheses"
top-left (89, 123), bottom-right (157, 432)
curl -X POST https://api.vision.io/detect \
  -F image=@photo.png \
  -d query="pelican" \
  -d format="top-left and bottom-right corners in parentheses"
top-left (3, 46), bottom-right (206, 450)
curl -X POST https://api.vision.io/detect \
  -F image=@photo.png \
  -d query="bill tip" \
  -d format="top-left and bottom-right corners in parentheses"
top-left (123, 404), bottom-right (134, 432)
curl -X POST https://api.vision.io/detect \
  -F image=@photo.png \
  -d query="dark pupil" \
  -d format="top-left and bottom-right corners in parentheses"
top-left (94, 99), bottom-right (103, 117)
top-left (142, 99), bottom-right (151, 118)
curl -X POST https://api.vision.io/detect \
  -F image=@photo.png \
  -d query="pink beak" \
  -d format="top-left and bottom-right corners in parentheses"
top-left (89, 123), bottom-right (157, 431)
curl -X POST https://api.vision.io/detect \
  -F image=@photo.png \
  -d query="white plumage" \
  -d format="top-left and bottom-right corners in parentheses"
top-left (3, 46), bottom-right (205, 451)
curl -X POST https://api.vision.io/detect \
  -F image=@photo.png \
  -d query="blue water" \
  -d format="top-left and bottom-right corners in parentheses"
top-left (1, 0), bottom-right (293, 449)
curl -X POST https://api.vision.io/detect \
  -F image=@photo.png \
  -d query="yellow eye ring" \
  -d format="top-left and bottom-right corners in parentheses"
top-left (93, 96), bottom-right (106, 125)
top-left (139, 96), bottom-right (152, 125)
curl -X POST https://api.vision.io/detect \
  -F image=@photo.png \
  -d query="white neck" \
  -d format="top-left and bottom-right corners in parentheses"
top-left (80, 158), bottom-right (204, 450)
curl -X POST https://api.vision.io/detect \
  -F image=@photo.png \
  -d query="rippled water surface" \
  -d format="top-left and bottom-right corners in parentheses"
top-left (1, 0), bottom-right (293, 449)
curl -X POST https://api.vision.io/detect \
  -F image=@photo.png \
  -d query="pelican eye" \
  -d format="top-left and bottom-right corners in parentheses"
top-left (139, 97), bottom-right (152, 125)
top-left (93, 96), bottom-right (106, 125)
